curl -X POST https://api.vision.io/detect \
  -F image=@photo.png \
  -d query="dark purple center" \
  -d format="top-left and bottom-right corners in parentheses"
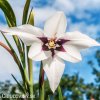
top-left (38, 37), bottom-right (70, 57)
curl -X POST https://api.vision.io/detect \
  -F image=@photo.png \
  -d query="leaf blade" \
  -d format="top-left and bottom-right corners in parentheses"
top-left (22, 0), bottom-right (31, 24)
top-left (11, 74), bottom-right (25, 93)
top-left (0, 0), bottom-right (16, 26)
top-left (27, 8), bottom-right (34, 25)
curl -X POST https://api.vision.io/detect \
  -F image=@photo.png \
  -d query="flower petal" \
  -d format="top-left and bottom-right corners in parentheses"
top-left (56, 45), bottom-right (82, 63)
top-left (0, 25), bottom-right (43, 46)
top-left (28, 41), bottom-right (42, 59)
top-left (30, 51), bottom-right (52, 61)
top-left (17, 24), bottom-right (44, 37)
top-left (43, 56), bottom-right (65, 93)
top-left (44, 11), bottom-right (67, 38)
top-left (64, 31), bottom-right (100, 49)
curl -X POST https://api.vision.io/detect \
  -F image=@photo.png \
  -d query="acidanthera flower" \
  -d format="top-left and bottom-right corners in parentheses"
top-left (0, 11), bottom-right (100, 92)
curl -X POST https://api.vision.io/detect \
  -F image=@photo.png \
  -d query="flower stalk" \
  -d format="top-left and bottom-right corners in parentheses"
top-left (39, 62), bottom-right (45, 100)
top-left (27, 46), bottom-right (34, 100)
top-left (28, 58), bottom-right (33, 100)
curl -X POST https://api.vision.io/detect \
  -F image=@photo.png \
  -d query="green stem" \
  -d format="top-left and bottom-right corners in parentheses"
top-left (39, 62), bottom-right (45, 100)
top-left (58, 86), bottom-right (63, 100)
top-left (28, 59), bottom-right (33, 100)
top-left (27, 46), bottom-right (33, 100)
top-left (29, 59), bottom-right (33, 91)
top-left (24, 67), bottom-right (30, 85)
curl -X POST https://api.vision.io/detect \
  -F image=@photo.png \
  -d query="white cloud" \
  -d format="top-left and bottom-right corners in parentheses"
top-left (34, 7), bottom-right (56, 27)
top-left (54, 0), bottom-right (75, 14)
top-left (72, 0), bottom-right (100, 10)
top-left (53, 0), bottom-right (100, 20)
top-left (54, 0), bottom-right (100, 12)
top-left (68, 21), bottom-right (100, 37)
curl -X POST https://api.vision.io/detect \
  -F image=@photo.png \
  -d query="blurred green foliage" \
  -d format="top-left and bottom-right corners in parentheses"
top-left (0, 67), bottom-right (99, 100)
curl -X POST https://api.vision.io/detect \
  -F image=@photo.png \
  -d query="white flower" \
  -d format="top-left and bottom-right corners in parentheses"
top-left (0, 11), bottom-right (100, 93)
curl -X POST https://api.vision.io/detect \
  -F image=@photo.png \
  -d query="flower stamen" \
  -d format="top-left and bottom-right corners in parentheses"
top-left (48, 39), bottom-right (56, 49)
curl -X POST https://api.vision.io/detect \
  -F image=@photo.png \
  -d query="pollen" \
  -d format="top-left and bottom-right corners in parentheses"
top-left (48, 39), bottom-right (56, 49)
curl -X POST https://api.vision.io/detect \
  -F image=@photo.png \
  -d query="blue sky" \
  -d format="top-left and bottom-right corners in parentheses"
top-left (0, 0), bottom-right (100, 84)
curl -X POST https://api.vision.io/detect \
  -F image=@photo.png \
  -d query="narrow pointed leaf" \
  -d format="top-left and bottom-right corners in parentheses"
top-left (22, 0), bottom-right (31, 24)
top-left (1, 32), bottom-right (25, 83)
top-left (11, 74), bottom-right (25, 93)
top-left (27, 8), bottom-right (34, 25)
top-left (0, 0), bottom-right (22, 58)
top-left (39, 62), bottom-right (45, 100)
top-left (2, 32), bottom-right (16, 52)
top-left (0, 0), bottom-right (16, 26)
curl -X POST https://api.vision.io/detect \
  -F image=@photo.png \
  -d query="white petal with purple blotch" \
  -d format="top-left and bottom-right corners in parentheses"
top-left (63, 31), bottom-right (100, 50)
top-left (56, 44), bottom-right (82, 63)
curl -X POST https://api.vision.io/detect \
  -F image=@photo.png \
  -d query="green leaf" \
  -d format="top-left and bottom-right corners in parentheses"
top-left (1, 32), bottom-right (16, 52)
top-left (1, 32), bottom-right (25, 85)
top-left (27, 8), bottom-right (34, 25)
top-left (47, 95), bottom-right (50, 100)
top-left (11, 74), bottom-right (25, 93)
top-left (22, 0), bottom-right (31, 24)
top-left (0, 0), bottom-right (26, 70)
top-left (0, 0), bottom-right (22, 56)
top-left (0, 0), bottom-right (16, 26)
top-left (58, 86), bottom-right (63, 100)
